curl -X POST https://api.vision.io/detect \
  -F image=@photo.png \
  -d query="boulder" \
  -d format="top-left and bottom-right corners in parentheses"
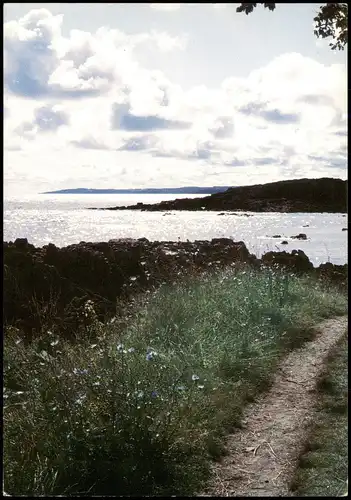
top-left (291, 233), bottom-right (307, 240)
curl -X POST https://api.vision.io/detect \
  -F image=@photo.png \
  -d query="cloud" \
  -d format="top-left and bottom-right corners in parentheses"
top-left (209, 116), bottom-right (234, 139)
top-left (71, 137), bottom-right (112, 150)
top-left (239, 101), bottom-right (299, 124)
top-left (297, 94), bottom-right (335, 107)
top-left (15, 104), bottom-right (69, 138)
top-left (4, 9), bottom-right (61, 97)
top-left (111, 102), bottom-right (190, 132)
top-left (260, 109), bottom-right (299, 125)
top-left (33, 105), bottom-right (69, 131)
top-left (4, 9), bottom-right (187, 99)
top-left (3, 8), bottom-right (347, 196)
top-left (119, 134), bottom-right (159, 152)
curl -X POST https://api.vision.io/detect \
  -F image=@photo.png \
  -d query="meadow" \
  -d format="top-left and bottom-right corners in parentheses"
top-left (4, 266), bottom-right (348, 496)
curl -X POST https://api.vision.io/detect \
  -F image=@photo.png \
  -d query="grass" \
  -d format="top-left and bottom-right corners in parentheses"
top-left (4, 266), bottom-right (348, 496)
top-left (290, 332), bottom-right (348, 497)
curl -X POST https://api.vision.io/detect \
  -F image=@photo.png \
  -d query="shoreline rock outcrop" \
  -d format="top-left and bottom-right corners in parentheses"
top-left (90, 178), bottom-right (347, 213)
top-left (4, 237), bottom-right (347, 340)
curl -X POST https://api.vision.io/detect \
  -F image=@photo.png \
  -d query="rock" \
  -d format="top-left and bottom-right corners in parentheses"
top-left (95, 178), bottom-right (347, 213)
top-left (342, 228), bottom-right (347, 231)
top-left (4, 236), bottom-right (345, 341)
top-left (281, 241), bottom-right (289, 245)
top-left (211, 238), bottom-right (235, 245)
top-left (262, 249), bottom-right (314, 273)
top-left (291, 233), bottom-right (307, 240)
top-left (272, 235), bottom-right (281, 238)
top-left (14, 238), bottom-right (30, 249)
top-left (302, 224), bottom-right (309, 227)
top-left (316, 262), bottom-right (348, 290)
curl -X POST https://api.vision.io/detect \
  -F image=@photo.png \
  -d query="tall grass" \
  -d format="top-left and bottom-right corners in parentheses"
top-left (4, 267), bottom-right (347, 496)
top-left (290, 332), bottom-right (348, 497)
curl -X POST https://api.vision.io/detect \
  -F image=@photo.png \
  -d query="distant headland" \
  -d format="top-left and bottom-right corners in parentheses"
top-left (89, 178), bottom-right (347, 213)
top-left (41, 186), bottom-right (232, 195)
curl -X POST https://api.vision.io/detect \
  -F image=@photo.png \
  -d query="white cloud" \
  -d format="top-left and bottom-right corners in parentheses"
top-left (3, 8), bottom-right (347, 196)
top-left (4, 8), bottom-right (186, 99)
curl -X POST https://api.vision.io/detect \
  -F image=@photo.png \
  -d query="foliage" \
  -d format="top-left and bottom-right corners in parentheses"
top-left (4, 268), bottom-right (347, 496)
top-left (290, 333), bottom-right (348, 496)
top-left (236, 2), bottom-right (348, 50)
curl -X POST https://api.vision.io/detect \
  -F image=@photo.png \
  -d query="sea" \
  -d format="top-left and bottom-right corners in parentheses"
top-left (4, 194), bottom-right (348, 267)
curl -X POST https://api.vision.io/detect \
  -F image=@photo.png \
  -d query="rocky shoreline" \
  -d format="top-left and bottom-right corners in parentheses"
top-left (89, 178), bottom-right (347, 213)
top-left (4, 237), bottom-right (347, 340)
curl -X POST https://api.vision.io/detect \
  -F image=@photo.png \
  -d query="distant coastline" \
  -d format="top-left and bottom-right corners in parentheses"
top-left (90, 177), bottom-right (348, 213)
top-left (41, 186), bottom-right (232, 195)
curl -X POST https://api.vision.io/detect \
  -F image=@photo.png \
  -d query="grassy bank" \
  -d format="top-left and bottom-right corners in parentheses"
top-left (4, 266), bottom-right (347, 496)
top-left (290, 332), bottom-right (348, 497)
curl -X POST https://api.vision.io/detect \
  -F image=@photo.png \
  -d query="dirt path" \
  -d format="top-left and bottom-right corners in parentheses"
top-left (200, 315), bottom-right (348, 497)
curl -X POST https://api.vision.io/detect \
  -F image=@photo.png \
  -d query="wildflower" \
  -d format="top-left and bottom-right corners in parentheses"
top-left (151, 391), bottom-right (158, 398)
top-left (198, 385), bottom-right (205, 389)
top-left (146, 350), bottom-right (157, 361)
top-left (75, 394), bottom-right (87, 405)
top-left (15, 338), bottom-right (22, 345)
top-left (90, 344), bottom-right (97, 349)
top-left (128, 347), bottom-right (135, 353)
top-left (130, 276), bottom-right (137, 281)
top-left (136, 390), bottom-right (144, 398)
top-left (191, 374), bottom-right (200, 381)
top-left (39, 350), bottom-right (51, 361)
top-left (50, 340), bottom-right (59, 346)
top-left (117, 343), bottom-right (124, 352)
top-left (73, 368), bottom-right (88, 375)
top-left (93, 381), bottom-right (100, 387)
top-left (177, 385), bottom-right (186, 391)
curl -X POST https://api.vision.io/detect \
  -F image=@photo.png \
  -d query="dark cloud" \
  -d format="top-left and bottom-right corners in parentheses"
top-left (223, 158), bottom-right (250, 167)
top-left (34, 105), bottom-right (69, 132)
top-left (151, 141), bottom-right (215, 162)
top-left (308, 154), bottom-right (346, 169)
top-left (119, 134), bottom-right (158, 152)
top-left (253, 157), bottom-right (277, 166)
top-left (260, 109), bottom-right (299, 124)
top-left (297, 94), bottom-right (335, 107)
top-left (71, 138), bottom-right (111, 150)
top-left (238, 101), bottom-right (265, 116)
top-left (16, 105), bottom-right (69, 136)
top-left (238, 101), bottom-right (299, 125)
top-left (192, 144), bottom-right (212, 160)
top-left (111, 102), bottom-right (190, 131)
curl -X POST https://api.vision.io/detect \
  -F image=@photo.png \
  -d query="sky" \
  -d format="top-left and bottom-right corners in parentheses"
top-left (4, 3), bottom-right (348, 196)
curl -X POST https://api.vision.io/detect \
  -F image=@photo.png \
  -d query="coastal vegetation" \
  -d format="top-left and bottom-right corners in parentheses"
top-left (290, 333), bottom-right (348, 497)
top-left (4, 265), bottom-right (347, 496)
